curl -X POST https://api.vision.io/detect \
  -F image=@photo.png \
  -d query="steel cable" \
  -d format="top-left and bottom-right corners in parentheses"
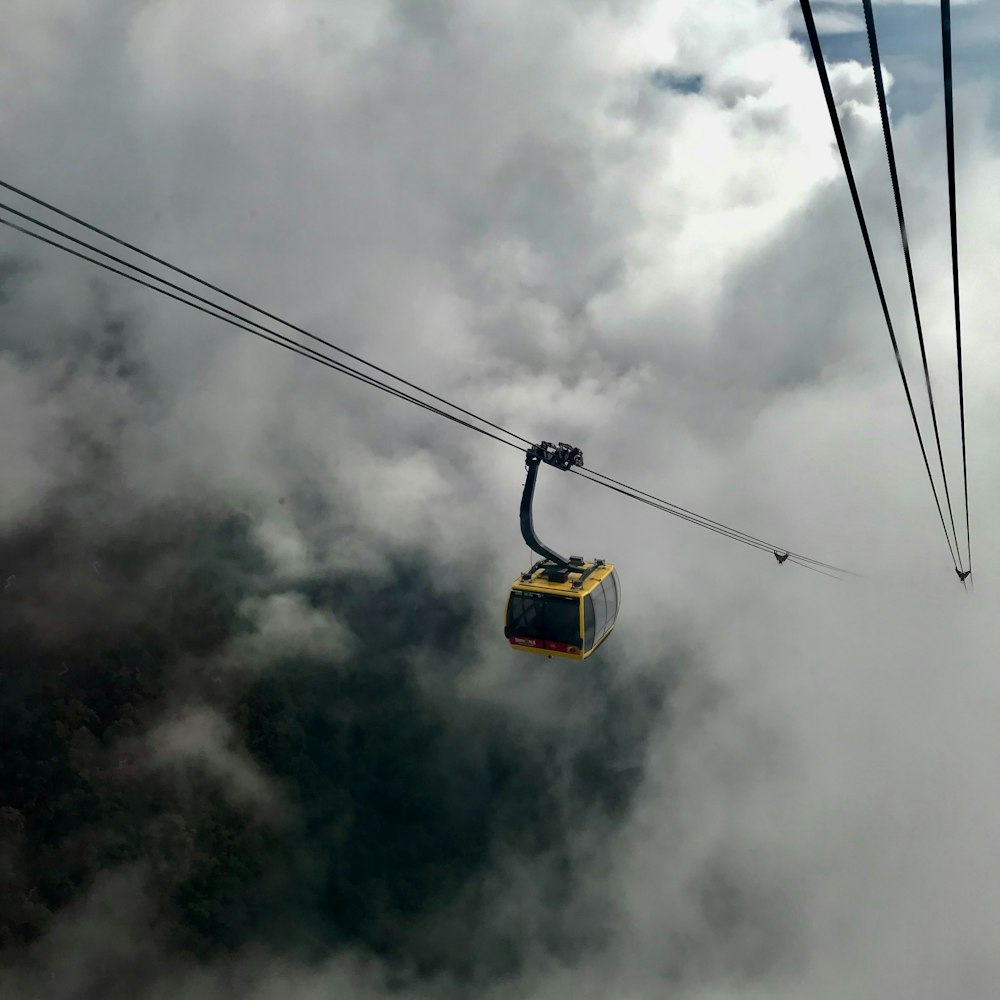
top-left (940, 0), bottom-right (971, 576)
top-left (862, 0), bottom-right (963, 569)
top-left (0, 213), bottom-right (525, 453)
top-left (0, 192), bottom-right (854, 577)
top-left (572, 469), bottom-right (855, 577)
top-left (0, 178), bottom-right (534, 451)
top-left (798, 0), bottom-right (962, 575)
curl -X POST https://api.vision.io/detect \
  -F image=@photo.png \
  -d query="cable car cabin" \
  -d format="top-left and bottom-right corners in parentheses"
top-left (504, 561), bottom-right (620, 660)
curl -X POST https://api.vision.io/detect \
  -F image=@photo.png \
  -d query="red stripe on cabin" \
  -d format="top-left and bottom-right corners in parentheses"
top-left (544, 640), bottom-right (579, 654)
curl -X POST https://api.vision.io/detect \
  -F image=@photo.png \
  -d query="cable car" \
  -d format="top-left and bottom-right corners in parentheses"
top-left (504, 442), bottom-right (620, 660)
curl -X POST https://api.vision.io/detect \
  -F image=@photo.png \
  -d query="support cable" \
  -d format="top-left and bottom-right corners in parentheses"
top-left (940, 0), bottom-right (972, 580)
top-left (0, 178), bottom-right (533, 451)
top-left (571, 469), bottom-right (854, 577)
top-left (0, 194), bottom-right (855, 577)
top-left (0, 213), bottom-right (523, 453)
top-left (798, 0), bottom-right (961, 575)
top-left (578, 467), bottom-right (855, 575)
top-left (862, 0), bottom-right (963, 570)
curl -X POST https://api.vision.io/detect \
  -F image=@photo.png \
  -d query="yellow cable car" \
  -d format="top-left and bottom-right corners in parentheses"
top-left (505, 561), bottom-right (620, 659)
top-left (504, 442), bottom-right (620, 661)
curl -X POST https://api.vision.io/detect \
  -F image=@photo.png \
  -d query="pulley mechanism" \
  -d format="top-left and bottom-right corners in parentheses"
top-left (519, 442), bottom-right (596, 584)
top-left (530, 441), bottom-right (584, 472)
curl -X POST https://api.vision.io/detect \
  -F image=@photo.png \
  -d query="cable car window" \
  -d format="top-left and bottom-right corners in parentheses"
top-left (583, 596), bottom-right (595, 650)
top-left (543, 597), bottom-right (581, 646)
top-left (604, 573), bottom-right (618, 627)
top-left (506, 591), bottom-right (543, 638)
top-left (592, 583), bottom-right (607, 639)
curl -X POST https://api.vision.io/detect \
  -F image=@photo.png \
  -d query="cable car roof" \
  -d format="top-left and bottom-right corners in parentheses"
top-left (514, 561), bottom-right (615, 598)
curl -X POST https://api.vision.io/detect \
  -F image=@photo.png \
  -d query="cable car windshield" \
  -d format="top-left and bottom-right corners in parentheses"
top-left (506, 591), bottom-right (580, 647)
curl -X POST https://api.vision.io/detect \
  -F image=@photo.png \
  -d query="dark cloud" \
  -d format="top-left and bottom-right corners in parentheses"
top-left (0, 297), bottom-right (670, 996)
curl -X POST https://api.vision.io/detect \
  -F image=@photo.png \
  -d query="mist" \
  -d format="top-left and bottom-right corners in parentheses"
top-left (2, 1), bottom-right (999, 998)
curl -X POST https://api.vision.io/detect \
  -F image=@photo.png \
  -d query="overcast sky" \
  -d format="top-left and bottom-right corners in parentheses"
top-left (2, 1), bottom-right (999, 997)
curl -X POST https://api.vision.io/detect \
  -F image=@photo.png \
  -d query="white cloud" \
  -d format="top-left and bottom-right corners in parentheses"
top-left (813, 9), bottom-right (865, 34)
top-left (0, 357), bottom-right (62, 526)
top-left (228, 592), bottom-right (356, 667)
top-left (147, 706), bottom-right (282, 812)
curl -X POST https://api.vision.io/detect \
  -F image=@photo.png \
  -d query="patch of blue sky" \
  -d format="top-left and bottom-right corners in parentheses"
top-left (793, 1), bottom-right (996, 118)
top-left (649, 69), bottom-right (703, 95)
